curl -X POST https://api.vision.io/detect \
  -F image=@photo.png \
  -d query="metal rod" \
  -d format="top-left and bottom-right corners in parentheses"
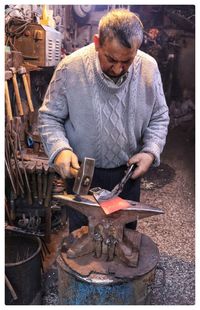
top-left (5, 159), bottom-right (17, 195)
top-left (17, 134), bottom-right (31, 193)
top-left (5, 275), bottom-right (18, 301)
top-left (44, 172), bottom-right (55, 243)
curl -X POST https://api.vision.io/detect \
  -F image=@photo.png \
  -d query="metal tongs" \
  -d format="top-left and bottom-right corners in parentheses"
top-left (90, 163), bottom-right (136, 202)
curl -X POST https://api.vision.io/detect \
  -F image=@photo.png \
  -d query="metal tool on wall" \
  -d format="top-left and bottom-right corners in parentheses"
top-left (5, 122), bottom-right (24, 197)
top-left (4, 44), bottom-right (62, 242)
top-left (18, 66), bottom-right (34, 113)
top-left (10, 67), bottom-right (24, 116)
top-left (5, 65), bottom-right (33, 124)
top-left (5, 116), bottom-right (58, 240)
top-left (44, 168), bottom-right (55, 243)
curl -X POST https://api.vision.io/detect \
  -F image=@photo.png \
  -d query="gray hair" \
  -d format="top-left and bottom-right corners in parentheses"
top-left (98, 9), bottom-right (143, 48)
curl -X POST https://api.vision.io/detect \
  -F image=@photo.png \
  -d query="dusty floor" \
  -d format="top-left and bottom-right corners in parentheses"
top-left (138, 122), bottom-right (195, 305)
top-left (41, 121), bottom-right (195, 305)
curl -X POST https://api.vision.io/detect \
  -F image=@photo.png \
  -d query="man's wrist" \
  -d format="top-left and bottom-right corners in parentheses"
top-left (143, 151), bottom-right (155, 162)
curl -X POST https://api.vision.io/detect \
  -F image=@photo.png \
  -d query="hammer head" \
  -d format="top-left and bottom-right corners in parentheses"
top-left (73, 158), bottom-right (95, 196)
top-left (5, 70), bottom-right (13, 80)
top-left (18, 66), bottom-right (26, 75)
top-left (10, 67), bottom-right (17, 75)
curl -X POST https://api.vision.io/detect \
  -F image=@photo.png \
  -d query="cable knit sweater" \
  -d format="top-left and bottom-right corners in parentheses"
top-left (38, 43), bottom-right (169, 168)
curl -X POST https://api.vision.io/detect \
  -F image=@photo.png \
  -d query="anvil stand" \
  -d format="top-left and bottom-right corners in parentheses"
top-left (54, 194), bottom-right (163, 305)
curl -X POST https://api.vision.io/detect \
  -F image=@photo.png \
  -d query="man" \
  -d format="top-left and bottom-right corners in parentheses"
top-left (38, 9), bottom-right (169, 231)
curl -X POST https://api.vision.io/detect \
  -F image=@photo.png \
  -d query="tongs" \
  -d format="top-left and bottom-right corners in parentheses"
top-left (90, 163), bottom-right (136, 202)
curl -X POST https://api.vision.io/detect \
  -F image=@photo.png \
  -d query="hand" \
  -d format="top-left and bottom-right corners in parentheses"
top-left (128, 152), bottom-right (155, 179)
top-left (53, 150), bottom-right (80, 179)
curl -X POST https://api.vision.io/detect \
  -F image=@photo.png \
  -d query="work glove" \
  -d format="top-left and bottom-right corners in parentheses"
top-left (128, 152), bottom-right (155, 179)
top-left (53, 149), bottom-right (80, 179)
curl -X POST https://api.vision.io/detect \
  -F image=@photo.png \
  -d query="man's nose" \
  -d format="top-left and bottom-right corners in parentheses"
top-left (112, 63), bottom-right (124, 76)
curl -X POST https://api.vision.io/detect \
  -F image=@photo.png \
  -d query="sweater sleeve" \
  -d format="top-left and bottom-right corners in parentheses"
top-left (38, 61), bottom-right (73, 165)
top-left (141, 66), bottom-right (170, 166)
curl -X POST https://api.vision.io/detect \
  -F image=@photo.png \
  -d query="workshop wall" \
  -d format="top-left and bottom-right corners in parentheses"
top-left (5, 5), bottom-right (195, 104)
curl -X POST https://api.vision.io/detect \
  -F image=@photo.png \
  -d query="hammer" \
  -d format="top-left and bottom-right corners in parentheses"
top-left (10, 67), bottom-right (24, 116)
top-left (5, 71), bottom-right (13, 122)
top-left (18, 66), bottom-right (34, 113)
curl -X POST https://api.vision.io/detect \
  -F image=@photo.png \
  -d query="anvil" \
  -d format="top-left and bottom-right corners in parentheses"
top-left (54, 194), bottom-right (164, 267)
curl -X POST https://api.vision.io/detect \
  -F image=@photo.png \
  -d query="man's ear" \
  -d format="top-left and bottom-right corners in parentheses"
top-left (93, 34), bottom-right (100, 51)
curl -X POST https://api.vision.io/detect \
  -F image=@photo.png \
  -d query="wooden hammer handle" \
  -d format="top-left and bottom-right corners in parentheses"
top-left (5, 81), bottom-right (13, 122)
top-left (12, 74), bottom-right (24, 116)
top-left (22, 74), bottom-right (34, 113)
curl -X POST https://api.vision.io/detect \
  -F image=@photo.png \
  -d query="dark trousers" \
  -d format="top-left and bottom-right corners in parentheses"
top-left (66, 165), bottom-right (140, 232)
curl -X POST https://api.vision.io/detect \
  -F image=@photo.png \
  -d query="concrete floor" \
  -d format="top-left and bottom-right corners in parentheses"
top-left (41, 121), bottom-right (195, 305)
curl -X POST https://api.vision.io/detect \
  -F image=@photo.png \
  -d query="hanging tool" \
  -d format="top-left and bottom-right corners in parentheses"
top-left (18, 66), bottom-right (34, 113)
top-left (14, 117), bottom-right (31, 194)
top-left (42, 163), bottom-right (49, 199)
top-left (27, 161), bottom-right (37, 202)
top-left (5, 125), bottom-right (17, 196)
top-left (10, 67), bottom-right (24, 116)
top-left (24, 160), bottom-right (36, 203)
top-left (5, 158), bottom-right (17, 195)
top-left (23, 162), bottom-right (33, 205)
top-left (36, 161), bottom-right (43, 205)
top-left (44, 168), bottom-right (55, 243)
top-left (6, 127), bottom-right (24, 196)
top-left (5, 71), bottom-right (13, 122)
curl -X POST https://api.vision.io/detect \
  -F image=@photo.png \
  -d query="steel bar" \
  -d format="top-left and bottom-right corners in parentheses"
top-left (44, 171), bottom-right (55, 243)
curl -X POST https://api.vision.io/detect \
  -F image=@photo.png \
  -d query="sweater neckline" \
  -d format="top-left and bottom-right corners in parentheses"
top-left (89, 45), bottom-right (135, 93)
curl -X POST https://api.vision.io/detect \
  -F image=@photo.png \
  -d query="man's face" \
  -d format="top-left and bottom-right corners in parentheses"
top-left (94, 35), bottom-right (139, 78)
